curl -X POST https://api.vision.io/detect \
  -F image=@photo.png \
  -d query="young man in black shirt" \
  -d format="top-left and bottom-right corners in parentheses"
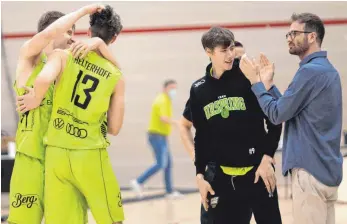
top-left (186, 27), bottom-right (283, 224)
top-left (179, 42), bottom-right (252, 223)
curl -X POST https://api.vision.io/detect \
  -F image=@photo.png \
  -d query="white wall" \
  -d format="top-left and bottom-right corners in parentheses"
top-left (2, 2), bottom-right (347, 32)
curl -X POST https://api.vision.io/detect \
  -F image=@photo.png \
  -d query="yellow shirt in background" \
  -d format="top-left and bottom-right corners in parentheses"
top-left (148, 93), bottom-right (172, 136)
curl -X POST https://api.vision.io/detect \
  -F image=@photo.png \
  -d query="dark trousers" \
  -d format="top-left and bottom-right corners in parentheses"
top-left (202, 163), bottom-right (282, 224)
top-left (201, 163), bottom-right (252, 224)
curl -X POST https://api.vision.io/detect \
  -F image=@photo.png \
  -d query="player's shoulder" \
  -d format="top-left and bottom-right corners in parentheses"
top-left (52, 48), bottom-right (70, 55)
top-left (112, 65), bottom-right (122, 76)
top-left (91, 52), bottom-right (122, 76)
top-left (110, 65), bottom-right (122, 82)
top-left (50, 49), bottom-right (71, 62)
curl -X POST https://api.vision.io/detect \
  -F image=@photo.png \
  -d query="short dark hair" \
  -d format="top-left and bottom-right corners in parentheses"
top-left (90, 5), bottom-right (123, 44)
top-left (234, 41), bottom-right (243, 47)
top-left (291, 13), bottom-right (325, 46)
top-left (201, 26), bottom-right (235, 51)
top-left (37, 11), bottom-right (71, 33)
top-left (163, 79), bottom-right (177, 88)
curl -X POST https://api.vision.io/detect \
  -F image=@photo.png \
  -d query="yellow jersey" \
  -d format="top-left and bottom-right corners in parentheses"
top-left (14, 53), bottom-right (53, 160)
top-left (45, 51), bottom-right (122, 149)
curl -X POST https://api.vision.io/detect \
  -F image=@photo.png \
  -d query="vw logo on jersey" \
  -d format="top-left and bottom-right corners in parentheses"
top-left (66, 123), bottom-right (88, 139)
top-left (53, 118), bottom-right (65, 130)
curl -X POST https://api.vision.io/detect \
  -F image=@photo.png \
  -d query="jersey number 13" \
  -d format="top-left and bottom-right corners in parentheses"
top-left (71, 70), bottom-right (100, 109)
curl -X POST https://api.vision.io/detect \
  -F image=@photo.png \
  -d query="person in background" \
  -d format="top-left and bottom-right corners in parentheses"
top-left (131, 79), bottom-right (183, 199)
top-left (234, 41), bottom-right (245, 59)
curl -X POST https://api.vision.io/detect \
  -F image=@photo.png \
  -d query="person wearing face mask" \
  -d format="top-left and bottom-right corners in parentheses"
top-left (130, 79), bottom-right (183, 199)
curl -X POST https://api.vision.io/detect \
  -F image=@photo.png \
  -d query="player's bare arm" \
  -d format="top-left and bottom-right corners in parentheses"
top-left (16, 4), bottom-right (105, 88)
top-left (16, 50), bottom-right (68, 113)
top-left (107, 77), bottom-right (125, 136)
top-left (179, 116), bottom-right (195, 161)
top-left (16, 36), bottom-right (121, 104)
top-left (69, 37), bottom-right (121, 68)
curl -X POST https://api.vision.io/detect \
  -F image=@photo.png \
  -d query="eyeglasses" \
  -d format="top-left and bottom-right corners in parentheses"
top-left (285, 30), bottom-right (313, 39)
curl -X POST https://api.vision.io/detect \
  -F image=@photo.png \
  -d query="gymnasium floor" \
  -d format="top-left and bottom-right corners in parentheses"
top-left (2, 151), bottom-right (347, 224)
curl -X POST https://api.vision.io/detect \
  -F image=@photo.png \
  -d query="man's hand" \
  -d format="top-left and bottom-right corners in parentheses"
top-left (70, 37), bottom-right (103, 58)
top-left (254, 155), bottom-right (276, 196)
top-left (82, 4), bottom-right (105, 15)
top-left (196, 174), bottom-right (215, 211)
top-left (240, 54), bottom-right (261, 85)
top-left (258, 53), bottom-right (275, 90)
top-left (16, 87), bottom-right (42, 113)
top-left (70, 37), bottom-right (121, 69)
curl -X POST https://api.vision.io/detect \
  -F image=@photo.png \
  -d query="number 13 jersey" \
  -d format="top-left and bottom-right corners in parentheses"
top-left (45, 50), bottom-right (122, 149)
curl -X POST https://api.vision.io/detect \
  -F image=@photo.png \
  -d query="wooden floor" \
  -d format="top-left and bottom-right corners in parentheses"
top-left (1, 183), bottom-right (347, 224)
top-left (2, 151), bottom-right (347, 223)
top-left (111, 192), bottom-right (347, 224)
top-left (93, 187), bottom-right (347, 224)
top-left (2, 186), bottom-right (347, 224)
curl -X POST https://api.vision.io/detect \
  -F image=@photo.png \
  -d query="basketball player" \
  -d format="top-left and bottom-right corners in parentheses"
top-left (17, 5), bottom-right (125, 223)
top-left (8, 4), bottom-right (119, 224)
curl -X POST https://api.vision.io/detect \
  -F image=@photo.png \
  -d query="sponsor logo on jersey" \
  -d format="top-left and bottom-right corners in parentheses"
top-left (118, 192), bottom-right (123, 207)
top-left (57, 107), bottom-right (89, 125)
top-left (66, 123), bottom-right (88, 139)
top-left (53, 118), bottom-right (65, 129)
top-left (40, 97), bottom-right (52, 106)
top-left (12, 193), bottom-right (38, 209)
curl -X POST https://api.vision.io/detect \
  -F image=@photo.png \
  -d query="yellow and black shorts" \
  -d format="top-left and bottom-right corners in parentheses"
top-left (8, 152), bottom-right (45, 224)
top-left (44, 146), bottom-right (124, 224)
